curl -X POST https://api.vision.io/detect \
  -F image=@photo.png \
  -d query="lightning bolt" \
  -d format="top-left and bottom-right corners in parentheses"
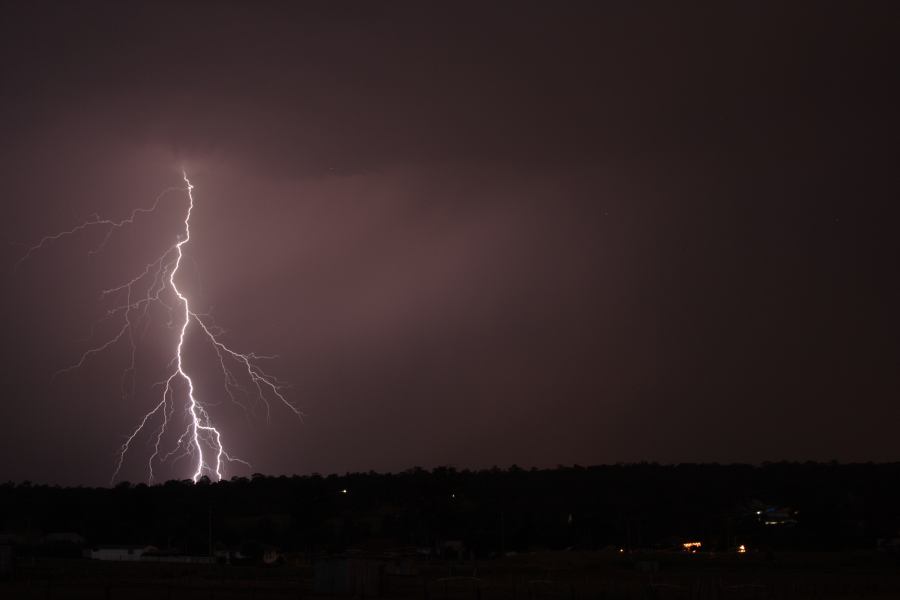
top-left (18, 171), bottom-right (302, 484)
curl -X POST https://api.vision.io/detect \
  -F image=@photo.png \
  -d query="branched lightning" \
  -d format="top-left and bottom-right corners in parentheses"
top-left (18, 172), bottom-right (301, 484)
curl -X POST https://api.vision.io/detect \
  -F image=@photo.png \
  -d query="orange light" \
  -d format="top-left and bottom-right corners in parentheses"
top-left (738, 544), bottom-right (746, 553)
top-left (682, 541), bottom-right (701, 553)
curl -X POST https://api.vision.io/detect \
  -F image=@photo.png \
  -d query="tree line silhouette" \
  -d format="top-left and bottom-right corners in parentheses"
top-left (2, 463), bottom-right (899, 558)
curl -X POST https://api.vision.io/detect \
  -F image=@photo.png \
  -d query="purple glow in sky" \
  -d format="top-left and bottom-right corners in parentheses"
top-left (1, 2), bottom-right (898, 485)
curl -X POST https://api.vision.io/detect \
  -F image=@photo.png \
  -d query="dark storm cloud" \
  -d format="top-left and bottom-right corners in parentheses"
top-left (1, 2), bottom-right (898, 484)
top-left (6, 2), bottom-right (892, 176)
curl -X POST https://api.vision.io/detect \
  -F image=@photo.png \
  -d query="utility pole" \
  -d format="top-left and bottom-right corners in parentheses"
top-left (500, 511), bottom-right (505, 557)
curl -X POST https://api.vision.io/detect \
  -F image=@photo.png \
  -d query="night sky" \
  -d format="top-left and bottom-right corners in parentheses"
top-left (1, 2), bottom-right (897, 486)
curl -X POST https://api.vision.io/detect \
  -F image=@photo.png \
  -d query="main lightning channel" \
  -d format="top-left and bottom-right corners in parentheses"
top-left (172, 173), bottom-right (221, 482)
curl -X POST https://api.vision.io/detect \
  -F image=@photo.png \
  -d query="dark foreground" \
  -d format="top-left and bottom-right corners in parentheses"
top-left (3, 551), bottom-right (900, 600)
top-left (4, 465), bottom-right (900, 598)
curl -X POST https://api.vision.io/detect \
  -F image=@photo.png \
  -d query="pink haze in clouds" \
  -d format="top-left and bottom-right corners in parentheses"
top-left (1, 2), bottom-right (898, 484)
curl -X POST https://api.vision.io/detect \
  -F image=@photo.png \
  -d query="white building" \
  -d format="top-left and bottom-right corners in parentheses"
top-left (88, 545), bottom-right (157, 561)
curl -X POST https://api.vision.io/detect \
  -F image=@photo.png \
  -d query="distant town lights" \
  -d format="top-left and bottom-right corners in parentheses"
top-left (682, 541), bottom-right (702, 553)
